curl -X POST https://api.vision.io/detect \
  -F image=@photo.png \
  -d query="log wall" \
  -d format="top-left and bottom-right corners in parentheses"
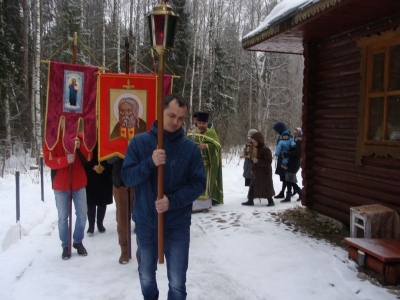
top-left (302, 16), bottom-right (400, 225)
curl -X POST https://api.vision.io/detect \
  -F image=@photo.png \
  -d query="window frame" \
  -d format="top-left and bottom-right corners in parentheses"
top-left (356, 27), bottom-right (400, 164)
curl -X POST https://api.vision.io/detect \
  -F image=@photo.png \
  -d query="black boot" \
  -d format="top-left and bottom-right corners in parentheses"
top-left (97, 205), bottom-right (107, 233)
top-left (87, 205), bottom-right (96, 234)
top-left (292, 187), bottom-right (297, 197)
top-left (274, 190), bottom-right (285, 199)
top-left (242, 199), bottom-right (254, 206)
top-left (266, 198), bottom-right (275, 207)
top-left (294, 186), bottom-right (302, 201)
top-left (280, 191), bottom-right (292, 203)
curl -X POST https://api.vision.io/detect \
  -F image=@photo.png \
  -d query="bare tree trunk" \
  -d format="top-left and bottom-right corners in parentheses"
top-left (102, 1), bottom-right (106, 68)
top-left (188, 0), bottom-right (199, 122)
top-left (248, 56), bottom-right (253, 129)
top-left (115, 0), bottom-right (121, 73)
top-left (197, 4), bottom-right (207, 111)
top-left (22, 0), bottom-right (31, 152)
top-left (129, 0), bottom-right (134, 72)
top-left (80, 0), bottom-right (85, 29)
top-left (32, 0), bottom-right (42, 162)
top-left (207, 0), bottom-right (215, 105)
top-left (4, 93), bottom-right (11, 159)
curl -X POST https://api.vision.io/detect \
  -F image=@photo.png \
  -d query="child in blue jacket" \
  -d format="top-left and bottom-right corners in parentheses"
top-left (274, 130), bottom-right (296, 169)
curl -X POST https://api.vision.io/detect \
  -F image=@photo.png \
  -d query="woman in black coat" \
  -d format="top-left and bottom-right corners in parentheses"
top-left (242, 132), bottom-right (275, 207)
top-left (281, 127), bottom-right (302, 202)
top-left (84, 144), bottom-right (113, 234)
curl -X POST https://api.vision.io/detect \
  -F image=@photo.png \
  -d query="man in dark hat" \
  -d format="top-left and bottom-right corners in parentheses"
top-left (187, 112), bottom-right (224, 211)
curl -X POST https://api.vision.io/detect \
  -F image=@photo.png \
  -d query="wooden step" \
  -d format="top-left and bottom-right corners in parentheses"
top-left (344, 238), bottom-right (400, 285)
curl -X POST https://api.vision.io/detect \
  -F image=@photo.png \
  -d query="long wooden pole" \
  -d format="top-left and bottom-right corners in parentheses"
top-left (72, 32), bottom-right (77, 65)
top-left (124, 37), bottom-right (132, 260)
top-left (157, 51), bottom-right (165, 264)
top-left (68, 32), bottom-right (78, 256)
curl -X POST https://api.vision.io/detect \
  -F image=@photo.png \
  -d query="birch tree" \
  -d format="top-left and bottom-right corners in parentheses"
top-left (31, 0), bottom-right (42, 161)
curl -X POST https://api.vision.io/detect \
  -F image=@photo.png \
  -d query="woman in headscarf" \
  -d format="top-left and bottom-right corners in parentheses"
top-left (242, 132), bottom-right (275, 207)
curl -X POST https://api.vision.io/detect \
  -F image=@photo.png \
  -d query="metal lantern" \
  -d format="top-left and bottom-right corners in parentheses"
top-left (148, 0), bottom-right (179, 55)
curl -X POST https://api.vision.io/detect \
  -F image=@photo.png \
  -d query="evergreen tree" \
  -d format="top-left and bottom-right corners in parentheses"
top-left (168, 0), bottom-right (191, 96)
top-left (42, 0), bottom-right (85, 63)
top-left (0, 0), bottom-right (25, 144)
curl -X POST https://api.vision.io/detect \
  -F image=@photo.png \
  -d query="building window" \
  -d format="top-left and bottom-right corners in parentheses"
top-left (357, 28), bottom-right (400, 164)
top-left (366, 43), bottom-right (400, 142)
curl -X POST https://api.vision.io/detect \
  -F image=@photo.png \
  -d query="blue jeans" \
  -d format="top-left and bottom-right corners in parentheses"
top-left (54, 188), bottom-right (87, 248)
top-left (135, 223), bottom-right (190, 300)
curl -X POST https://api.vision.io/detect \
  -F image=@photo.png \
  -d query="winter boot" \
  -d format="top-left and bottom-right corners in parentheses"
top-left (242, 198), bottom-right (254, 206)
top-left (97, 205), bottom-right (107, 233)
top-left (274, 190), bottom-right (285, 199)
top-left (266, 198), bottom-right (275, 207)
top-left (280, 191), bottom-right (292, 203)
top-left (119, 245), bottom-right (130, 264)
top-left (87, 205), bottom-right (96, 234)
top-left (73, 242), bottom-right (88, 256)
top-left (62, 247), bottom-right (71, 260)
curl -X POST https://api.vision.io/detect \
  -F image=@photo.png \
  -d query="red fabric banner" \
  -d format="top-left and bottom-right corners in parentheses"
top-left (98, 73), bottom-right (172, 160)
top-left (44, 61), bottom-right (98, 153)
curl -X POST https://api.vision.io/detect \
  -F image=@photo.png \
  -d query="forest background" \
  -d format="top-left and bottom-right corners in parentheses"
top-left (0, 0), bottom-right (303, 170)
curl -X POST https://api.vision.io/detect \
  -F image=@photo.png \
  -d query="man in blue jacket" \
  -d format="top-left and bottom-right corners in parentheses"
top-left (122, 94), bottom-right (206, 300)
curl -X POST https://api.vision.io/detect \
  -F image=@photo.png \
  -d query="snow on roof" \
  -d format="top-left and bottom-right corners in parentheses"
top-left (243, 0), bottom-right (319, 41)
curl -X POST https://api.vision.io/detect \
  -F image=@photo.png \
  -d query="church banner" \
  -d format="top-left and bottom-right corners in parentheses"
top-left (97, 73), bottom-right (172, 160)
top-left (44, 61), bottom-right (98, 153)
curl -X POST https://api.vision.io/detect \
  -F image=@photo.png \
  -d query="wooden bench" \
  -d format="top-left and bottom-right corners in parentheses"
top-left (344, 238), bottom-right (400, 285)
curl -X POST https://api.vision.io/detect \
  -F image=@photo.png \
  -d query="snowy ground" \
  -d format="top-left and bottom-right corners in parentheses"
top-left (0, 156), bottom-right (397, 300)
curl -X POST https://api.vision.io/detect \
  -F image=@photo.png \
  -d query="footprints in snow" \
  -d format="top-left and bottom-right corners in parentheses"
top-left (193, 210), bottom-right (276, 233)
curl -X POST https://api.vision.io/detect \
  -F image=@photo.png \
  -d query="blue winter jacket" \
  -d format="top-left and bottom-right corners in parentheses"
top-left (121, 122), bottom-right (206, 230)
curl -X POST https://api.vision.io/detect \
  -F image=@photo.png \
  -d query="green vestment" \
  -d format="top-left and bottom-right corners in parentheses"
top-left (188, 126), bottom-right (224, 205)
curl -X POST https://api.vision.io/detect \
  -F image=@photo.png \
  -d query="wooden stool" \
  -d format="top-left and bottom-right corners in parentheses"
top-left (350, 208), bottom-right (366, 238)
top-left (349, 204), bottom-right (400, 239)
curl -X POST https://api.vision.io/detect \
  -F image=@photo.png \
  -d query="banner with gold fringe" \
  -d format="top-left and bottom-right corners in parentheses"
top-left (98, 73), bottom-right (172, 160)
top-left (44, 61), bottom-right (98, 154)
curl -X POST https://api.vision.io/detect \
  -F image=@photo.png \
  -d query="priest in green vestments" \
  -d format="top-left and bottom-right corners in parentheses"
top-left (187, 112), bottom-right (223, 211)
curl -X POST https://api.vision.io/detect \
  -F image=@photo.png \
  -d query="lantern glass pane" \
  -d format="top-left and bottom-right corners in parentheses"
top-left (154, 15), bottom-right (166, 46)
top-left (165, 15), bottom-right (178, 48)
top-left (147, 15), bottom-right (153, 46)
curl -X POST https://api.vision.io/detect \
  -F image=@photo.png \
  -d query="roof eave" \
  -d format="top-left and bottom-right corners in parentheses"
top-left (242, 0), bottom-right (344, 52)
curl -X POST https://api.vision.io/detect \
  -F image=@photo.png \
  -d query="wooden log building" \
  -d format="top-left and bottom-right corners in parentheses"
top-left (242, 0), bottom-right (400, 226)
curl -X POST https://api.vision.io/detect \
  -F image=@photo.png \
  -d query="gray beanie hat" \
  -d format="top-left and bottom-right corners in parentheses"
top-left (247, 129), bottom-right (258, 137)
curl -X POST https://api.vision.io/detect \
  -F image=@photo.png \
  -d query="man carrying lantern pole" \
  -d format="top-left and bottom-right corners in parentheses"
top-left (121, 94), bottom-right (205, 299)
